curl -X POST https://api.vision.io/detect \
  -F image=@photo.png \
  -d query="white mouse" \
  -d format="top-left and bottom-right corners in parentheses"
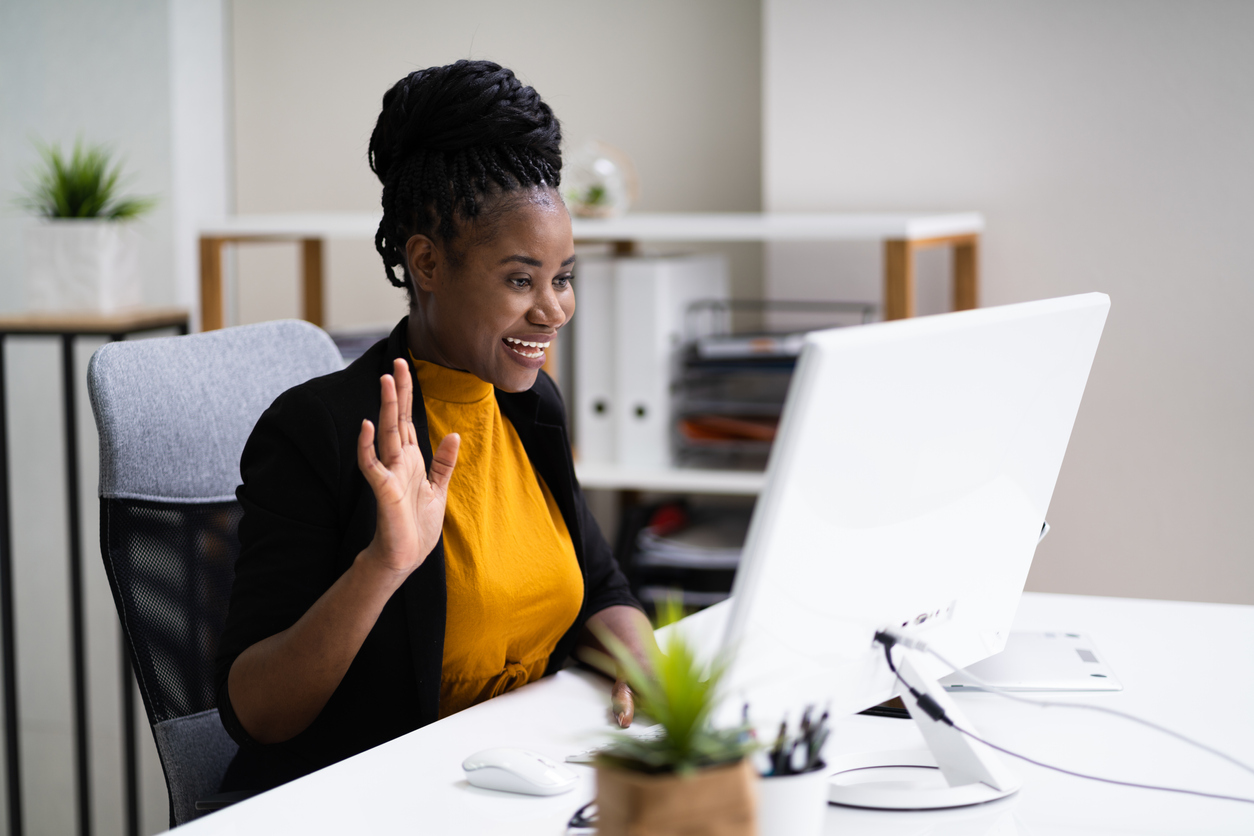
top-left (461, 748), bottom-right (580, 796)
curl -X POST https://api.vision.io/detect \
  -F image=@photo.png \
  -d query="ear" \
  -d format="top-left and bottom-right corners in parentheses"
top-left (405, 234), bottom-right (440, 292)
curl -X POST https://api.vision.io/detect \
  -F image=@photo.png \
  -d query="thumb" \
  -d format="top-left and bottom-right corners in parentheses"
top-left (611, 679), bottom-right (634, 728)
top-left (427, 433), bottom-right (460, 492)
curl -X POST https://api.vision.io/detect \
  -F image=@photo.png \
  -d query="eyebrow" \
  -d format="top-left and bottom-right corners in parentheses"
top-left (498, 254), bottom-right (577, 268)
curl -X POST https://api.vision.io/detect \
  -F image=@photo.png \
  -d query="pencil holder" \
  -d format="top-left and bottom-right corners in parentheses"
top-left (756, 762), bottom-right (829, 836)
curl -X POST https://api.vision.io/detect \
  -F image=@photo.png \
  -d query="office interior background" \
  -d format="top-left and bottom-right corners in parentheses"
top-left (0, 0), bottom-right (1251, 833)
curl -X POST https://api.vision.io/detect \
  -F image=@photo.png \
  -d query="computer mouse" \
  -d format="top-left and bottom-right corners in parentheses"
top-left (461, 748), bottom-right (580, 796)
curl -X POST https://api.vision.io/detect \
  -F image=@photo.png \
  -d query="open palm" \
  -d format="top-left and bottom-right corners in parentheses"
top-left (357, 358), bottom-right (459, 577)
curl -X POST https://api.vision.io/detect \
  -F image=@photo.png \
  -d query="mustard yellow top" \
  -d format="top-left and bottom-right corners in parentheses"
top-left (409, 356), bottom-right (584, 719)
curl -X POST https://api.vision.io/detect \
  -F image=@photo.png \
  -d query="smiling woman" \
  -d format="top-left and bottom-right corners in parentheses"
top-left (212, 60), bottom-right (650, 793)
top-left (404, 190), bottom-right (576, 392)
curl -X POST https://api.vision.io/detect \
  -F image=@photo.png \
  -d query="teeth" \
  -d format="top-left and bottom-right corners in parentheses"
top-left (504, 337), bottom-right (546, 359)
top-left (505, 337), bottom-right (549, 349)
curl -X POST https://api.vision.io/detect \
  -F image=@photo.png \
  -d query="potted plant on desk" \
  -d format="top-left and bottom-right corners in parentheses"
top-left (586, 602), bottom-right (757, 836)
top-left (18, 138), bottom-right (155, 313)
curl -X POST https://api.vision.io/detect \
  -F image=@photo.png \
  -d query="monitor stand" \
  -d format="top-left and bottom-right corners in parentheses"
top-left (826, 649), bottom-right (1021, 809)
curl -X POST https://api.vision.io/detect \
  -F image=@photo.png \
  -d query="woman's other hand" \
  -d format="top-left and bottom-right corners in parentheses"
top-left (581, 605), bottom-right (657, 728)
top-left (357, 358), bottom-right (460, 579)
top-left (611, 679), bottom-right (634, 728)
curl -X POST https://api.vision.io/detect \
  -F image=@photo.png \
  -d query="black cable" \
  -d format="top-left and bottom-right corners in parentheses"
top-left (872, 632), bottom-right (1254, 806)
top-left (904, 634), bottom-right (1254, 777)
top-left (948, 722), bottom-right (1254, 806)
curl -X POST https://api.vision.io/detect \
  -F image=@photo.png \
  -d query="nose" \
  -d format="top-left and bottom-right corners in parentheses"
top-left (529, 282), bottom-right (568, 329)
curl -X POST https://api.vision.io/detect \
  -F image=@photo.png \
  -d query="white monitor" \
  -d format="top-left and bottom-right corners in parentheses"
top-left (679, 293), bottom-right (1109, 802)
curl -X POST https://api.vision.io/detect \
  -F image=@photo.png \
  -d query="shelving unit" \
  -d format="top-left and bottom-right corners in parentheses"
top-left (575, 462), bottom-right (765, 495)
top-left (198, 210), bottom-right (983, 329)
top-left (197, 211), bottom-right (983, 496)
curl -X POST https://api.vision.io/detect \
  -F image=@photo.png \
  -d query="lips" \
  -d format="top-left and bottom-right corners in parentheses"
top-left (503, 335), bottom-right (551, 361)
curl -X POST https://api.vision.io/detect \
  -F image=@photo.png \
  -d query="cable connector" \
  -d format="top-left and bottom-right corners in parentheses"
top-left (914, 693), bottom-right (952, 724)
top-left (876, 631), bottom-right (954, 726)
top-left (872, 630), bottom-right (897, 650)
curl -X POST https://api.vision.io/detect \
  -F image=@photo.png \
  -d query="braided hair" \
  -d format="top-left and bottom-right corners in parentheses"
top-left (368, 60), bottom-right (563, 302)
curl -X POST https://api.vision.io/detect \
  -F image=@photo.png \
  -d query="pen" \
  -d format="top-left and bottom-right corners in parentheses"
top-left (806, 710), bottom-right (829, 771)
top-left (769, 719), bottom-right (788, 776)
top-left (738, 702), bottom-right (756, 746)
top-left (808, 727), bottom-right (829, 771)
top-left (790, 738), bottom-right (808, 773)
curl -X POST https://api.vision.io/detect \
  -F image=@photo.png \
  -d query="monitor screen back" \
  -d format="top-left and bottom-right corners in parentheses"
top-left (708, 293), bottom-right (1110, 726)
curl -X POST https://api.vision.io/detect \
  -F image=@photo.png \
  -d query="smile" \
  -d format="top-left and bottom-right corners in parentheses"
top-left (503, 336), bottom-right (548, 359)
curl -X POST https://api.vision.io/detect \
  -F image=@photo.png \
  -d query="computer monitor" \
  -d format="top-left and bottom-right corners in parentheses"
top-left (676, 293), bottom-right (1109, 806)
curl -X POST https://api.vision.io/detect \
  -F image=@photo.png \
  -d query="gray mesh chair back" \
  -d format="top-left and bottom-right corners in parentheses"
top-left (87, 320), bottom-right (344, 826)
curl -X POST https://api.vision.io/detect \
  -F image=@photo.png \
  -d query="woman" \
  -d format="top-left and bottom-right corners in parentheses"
top-left (214, 60), bottom-right (651, 792)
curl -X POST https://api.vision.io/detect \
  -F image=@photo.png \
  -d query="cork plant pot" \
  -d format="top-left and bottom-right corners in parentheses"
top-left (595, 757), bottom-right (758, 836)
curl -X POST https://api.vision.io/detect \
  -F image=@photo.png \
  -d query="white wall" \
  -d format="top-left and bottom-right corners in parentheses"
top-left (228, 0), bottom-right (763, 331)
top-left (0, 1), bottom-right (174, 314)
top-left (171, 0), bottom-right (233, 330)
top-left (0, 1), bottom-right (229, 833)
top-left (764, 0), bottom-right (1254, 604)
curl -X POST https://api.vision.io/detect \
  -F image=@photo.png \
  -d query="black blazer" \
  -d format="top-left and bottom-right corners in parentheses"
top-left (214, 318), bottom-right (639, 791)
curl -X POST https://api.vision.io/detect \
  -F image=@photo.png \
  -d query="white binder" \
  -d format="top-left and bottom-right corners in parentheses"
top-left (572, 256), bottom-right (617, 464)
top-left (614, 254), bottom-right (729, 468)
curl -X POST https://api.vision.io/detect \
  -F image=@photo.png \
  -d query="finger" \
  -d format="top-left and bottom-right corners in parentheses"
top-left (427, 433), bottom-right (460, 492)
top-left (377, 372), bottom-right (401, 463)
top-left (394, 358), bottom-right (416, 447)
top-left (611, 680), bottom-right (634, 728)
top-left (356, 419), bottom-right (387, 487)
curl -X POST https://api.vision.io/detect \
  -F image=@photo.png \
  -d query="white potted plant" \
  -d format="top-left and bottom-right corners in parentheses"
top-left (19, 139), bottom-right (155, 313)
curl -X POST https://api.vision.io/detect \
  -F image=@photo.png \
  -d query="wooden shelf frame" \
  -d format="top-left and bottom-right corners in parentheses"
top-left (884, 232), bottom-right (980, 320)
top-left (196, 211), bottom-right (983, 331)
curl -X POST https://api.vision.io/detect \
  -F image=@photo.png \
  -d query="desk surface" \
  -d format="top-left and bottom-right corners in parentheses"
top-left (178, 593), bottom-right (1254, 835)
top-left (198, 211), bottom-right (984, 242)
top-left (0, 307), bottom-right (188, 335)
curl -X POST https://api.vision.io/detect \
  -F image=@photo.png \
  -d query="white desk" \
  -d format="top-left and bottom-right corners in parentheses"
top-left (177, 593), bottom-right (1254, 835)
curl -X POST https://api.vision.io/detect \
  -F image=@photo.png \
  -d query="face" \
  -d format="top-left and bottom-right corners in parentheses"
top-left (405, 189), bottom-right (576, 393)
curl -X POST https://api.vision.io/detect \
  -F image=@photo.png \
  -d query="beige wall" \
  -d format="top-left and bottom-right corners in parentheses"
top-left (765, 0), bottom-right (1254, 604)
top-left (231, 0), bottom-right (1254, 606)
top-left (230, 0), bottom-right (763, 330)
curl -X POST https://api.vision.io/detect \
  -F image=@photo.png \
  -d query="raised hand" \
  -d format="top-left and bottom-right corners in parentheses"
top-left (357, 358), bottom-right (460, 579)
top-left (228, 360), bottom-right (459, 744)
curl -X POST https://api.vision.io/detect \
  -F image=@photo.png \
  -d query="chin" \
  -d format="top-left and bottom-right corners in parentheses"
top-left (494, 370), bottom-right (540, 393)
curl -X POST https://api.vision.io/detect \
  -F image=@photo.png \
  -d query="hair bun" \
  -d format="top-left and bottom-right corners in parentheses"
top-left (369, 60), bottom-right (560, 183)
top-left (369, 60), bottom-right (563, 296)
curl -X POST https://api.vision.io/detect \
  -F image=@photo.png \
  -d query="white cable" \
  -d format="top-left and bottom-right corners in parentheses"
top-left (885, 630), bottom-right (1254, 779)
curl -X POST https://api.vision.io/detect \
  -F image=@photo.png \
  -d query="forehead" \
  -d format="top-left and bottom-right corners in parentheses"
top-left (462, 188), bottom-right (572, 256)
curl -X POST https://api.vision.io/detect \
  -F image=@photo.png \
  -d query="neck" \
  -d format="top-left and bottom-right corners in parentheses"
top-left (406, 305), bottom-right (458, 370)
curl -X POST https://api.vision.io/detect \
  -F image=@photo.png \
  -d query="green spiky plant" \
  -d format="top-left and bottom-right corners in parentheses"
top-left (18, 138), bottom-right (156, 220)
top-left (588, 597), bottom-right (754, 776)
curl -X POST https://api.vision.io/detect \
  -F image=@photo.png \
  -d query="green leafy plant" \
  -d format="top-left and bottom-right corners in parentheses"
top-left (589, 597), bottom-right (754, 776)
top-left (581, 183), bottom-right (608, 206)
top-left (18, 138), bottom-right (156, 220)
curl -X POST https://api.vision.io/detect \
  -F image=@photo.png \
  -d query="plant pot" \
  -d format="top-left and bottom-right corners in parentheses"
top-left (756, 763), bottom-right (829, 836)
top-left (595, 757), bottom-right (758, 836)
top-left (24, 219), bottom-right (142, 313)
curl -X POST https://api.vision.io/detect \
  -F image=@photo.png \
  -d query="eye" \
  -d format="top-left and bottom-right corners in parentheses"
top-left (553, 273), bottom-right (572, 290)
top-left (508, 274), bottom-right (532, 289)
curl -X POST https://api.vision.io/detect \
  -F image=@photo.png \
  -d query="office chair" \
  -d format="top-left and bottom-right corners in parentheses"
top-left (87, 319), bottom-right (345, 826)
